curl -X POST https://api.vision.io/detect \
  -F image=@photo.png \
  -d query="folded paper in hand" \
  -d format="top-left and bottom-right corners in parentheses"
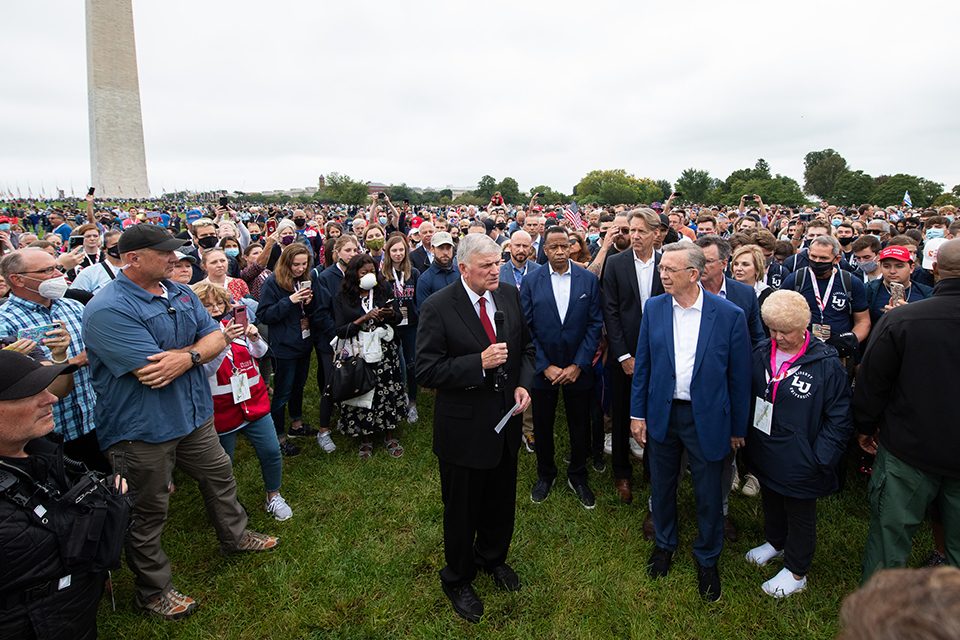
top-left (494, 402), bottom-right (521, 434)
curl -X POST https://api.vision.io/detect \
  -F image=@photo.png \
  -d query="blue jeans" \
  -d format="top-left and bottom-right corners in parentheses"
top-left (219, 414), bottom-right (283, 493)
top-left (647, 402), bottom-right (725, 567)
top-left (271, 355), bottom-right (310, 437)
top-left (395, 324), bottom-right (418, 403)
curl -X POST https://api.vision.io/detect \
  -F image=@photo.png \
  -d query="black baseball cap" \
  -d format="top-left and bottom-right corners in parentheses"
top-left (118, 224), bottom-right (190, 253)
top-left (0, 351), bottom-right (77, 401)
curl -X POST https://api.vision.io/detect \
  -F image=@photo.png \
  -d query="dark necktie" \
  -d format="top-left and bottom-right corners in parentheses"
top-left (477, 297), bottom-right (496, 344)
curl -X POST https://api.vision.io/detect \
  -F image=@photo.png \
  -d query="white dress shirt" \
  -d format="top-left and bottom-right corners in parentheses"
top-left (461, 277), bottom-right (497, 335)
top-left (633, 250), bottom-right (656, 310)
top-left (672, 287), bottom-right (704, 401)
top-left (548, 261), bottom-right (572, 323)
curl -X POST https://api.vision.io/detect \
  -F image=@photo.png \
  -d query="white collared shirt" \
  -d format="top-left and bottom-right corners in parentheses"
top-left (672, 287), bottom-right (704, 401)
top-left (461, 277), bottom-right (497, 335)
top-left (633, 250), bottom-right (656, 310)
top-left (548, 260), bottom-right (573, 323)
top-left (718, 277), bottom-right (727, 299)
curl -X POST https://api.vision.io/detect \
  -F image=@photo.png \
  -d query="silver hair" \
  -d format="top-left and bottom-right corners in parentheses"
top-left (661, 241), bottom-right (706, 278)
top-left (694, 234), bottom-right (732, 263)
top-left (456, 233), bottom-right (501, 265)
top-left (810, 235), bottom-right (841, 257)
top-left (627, 208), bottom-right (661, 232)
top-left (0, 248), bottom-right (45, 281)
top-left (869, 219), bottom-right (891, 234)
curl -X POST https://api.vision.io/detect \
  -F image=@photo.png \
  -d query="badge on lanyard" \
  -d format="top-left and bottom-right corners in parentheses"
top-left (752, 398), bottom-right (773, 435)
top-left (300, 316), bottom-right (311, 340)
top-left (230, 371), bottom-right (252, 403)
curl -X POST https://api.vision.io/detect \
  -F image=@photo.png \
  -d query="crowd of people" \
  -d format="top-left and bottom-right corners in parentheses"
top-left (0, 189), bottom-right (958, 635)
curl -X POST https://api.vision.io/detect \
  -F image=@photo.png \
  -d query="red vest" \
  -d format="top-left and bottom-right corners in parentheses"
top-left (210, 340), bottom-right (271, 434)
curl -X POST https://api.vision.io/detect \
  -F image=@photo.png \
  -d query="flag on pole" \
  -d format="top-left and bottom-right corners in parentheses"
top-left (563, 201), bottom-right (585, 230)
top-left (903, 191), bottom-right (912, 208)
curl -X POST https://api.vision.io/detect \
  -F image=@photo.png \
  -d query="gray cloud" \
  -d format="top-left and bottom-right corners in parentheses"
top-left (1, 0), bottom-right (958, 197)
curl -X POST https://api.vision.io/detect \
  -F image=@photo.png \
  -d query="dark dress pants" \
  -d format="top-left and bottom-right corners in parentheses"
top-left (532, 385), bottom-right (591, 485)
top-left (647, 402), bottom-right (725, 567)
top-left (609, 364), bottom-right (634, 482)
top-left (438, 439), bottom-right (518, 588)
top-left (314, 346), bottom-right (335, 428)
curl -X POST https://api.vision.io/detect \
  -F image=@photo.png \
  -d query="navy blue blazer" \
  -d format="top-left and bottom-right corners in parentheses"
top-left (630, 289), bottom-right (752, 462)
top-left (723, 277), bottom-right (766, 346)
top-left (519, 262), bottom-right (603, 390)
top-left (499, 260), bottom-right (541, 289)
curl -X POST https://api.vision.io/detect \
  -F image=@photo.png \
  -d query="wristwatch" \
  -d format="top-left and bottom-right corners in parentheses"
top-left (189, 350), bottom-right (202, 367)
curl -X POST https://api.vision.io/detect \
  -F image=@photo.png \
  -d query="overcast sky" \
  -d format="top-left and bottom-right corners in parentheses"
top-left (2, 0), bottom-right (958, 197)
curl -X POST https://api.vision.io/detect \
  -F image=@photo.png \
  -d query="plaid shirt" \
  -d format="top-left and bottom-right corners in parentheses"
top-left (0, 294), bottom-right (96, 441)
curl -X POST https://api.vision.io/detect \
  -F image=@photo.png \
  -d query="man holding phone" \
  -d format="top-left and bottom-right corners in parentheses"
top-left (865, 245), bottom-right (932, 325)
top-left (0, 248), bottom-right (103, 471)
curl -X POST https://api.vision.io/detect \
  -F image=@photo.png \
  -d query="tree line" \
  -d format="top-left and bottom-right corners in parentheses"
top-left (228, 150), bottom-right (958, 209)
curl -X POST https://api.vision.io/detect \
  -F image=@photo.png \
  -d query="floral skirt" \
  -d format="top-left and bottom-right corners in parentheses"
top-left (337, 340), bottom-right (407, 438)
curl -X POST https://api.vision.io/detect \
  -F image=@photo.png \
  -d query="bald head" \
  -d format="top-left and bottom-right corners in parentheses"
top-left (934, 238), bottom-right (960, 279)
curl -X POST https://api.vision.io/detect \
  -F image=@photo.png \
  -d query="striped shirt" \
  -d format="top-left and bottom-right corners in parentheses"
top-left (0, 294), bottom-right (96, 441)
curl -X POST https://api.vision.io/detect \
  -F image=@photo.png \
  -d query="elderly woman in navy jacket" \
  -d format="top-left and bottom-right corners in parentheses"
top-left (745, 290), bottom-right (852, 599)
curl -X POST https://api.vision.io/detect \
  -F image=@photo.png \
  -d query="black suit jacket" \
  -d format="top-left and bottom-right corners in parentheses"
top-left (601, 249), bottom-right (664, 361)
top-left (410, 245), bottom-right (431, 274)
top-left (416, 281), bottom-right (535, 469)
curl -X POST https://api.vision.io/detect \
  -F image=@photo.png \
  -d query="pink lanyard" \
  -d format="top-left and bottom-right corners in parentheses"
top-left (767, 331), bottom-right (810, 403)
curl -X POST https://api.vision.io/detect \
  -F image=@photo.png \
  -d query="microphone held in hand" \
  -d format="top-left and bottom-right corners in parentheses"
top-left (494, 311), bottom-right (506, 392)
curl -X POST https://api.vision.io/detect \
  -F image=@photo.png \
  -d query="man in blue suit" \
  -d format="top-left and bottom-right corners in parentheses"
top-left (520, 227), bottom-right (603, 509)
top-left (630, 243), bottom-right (751, 602)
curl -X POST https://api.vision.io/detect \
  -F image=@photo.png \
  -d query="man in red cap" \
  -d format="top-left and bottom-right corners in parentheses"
top-left (865, 245), bottom-right (933, 325)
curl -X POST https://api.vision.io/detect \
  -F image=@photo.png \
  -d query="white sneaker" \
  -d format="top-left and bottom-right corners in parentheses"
top-left (265, 494), bottom-right (293, 521)
top-left (603, 433), bottom-right (613, 455)
top-left (731, 465), bottom-right (741, 492)
top-left (628, 436), bottom-right (644, 460)
top-left (316, 430), bottom-right (337, 453)
top-left (745, 542), bottom-right (783, 567)
top-left (761, 567), bottom-right (807, 598)
top-left (407, 404), bottom-right (419, 424)
top-left (741, 474), bottom-right (761, 497)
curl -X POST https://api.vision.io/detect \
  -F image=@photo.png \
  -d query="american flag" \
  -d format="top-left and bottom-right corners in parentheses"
top-left (563, 201), bottom-right (585, 230)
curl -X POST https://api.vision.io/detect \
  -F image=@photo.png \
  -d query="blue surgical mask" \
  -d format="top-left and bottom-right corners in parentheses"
top-left (831, 219), bottom-right (842, 227)
top-left (587, 233), bottom-right (599, 243)
top-left (378, 216), bottom-right (388, 225)
top-left (926, 228), bottom-right (945, 240)
top-left (0, 223), bottom-right (9, 231)
top-left (224, 248), bottom-right (240, 258)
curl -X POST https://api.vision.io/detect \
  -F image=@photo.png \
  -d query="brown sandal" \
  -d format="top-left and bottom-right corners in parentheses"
top-left (359, 441), bottom-right (373, 460)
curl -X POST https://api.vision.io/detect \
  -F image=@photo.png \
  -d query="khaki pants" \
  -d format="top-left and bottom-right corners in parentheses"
top-left (522, 405), bottom-right (534, 439)
top-left (108, 419), bottom-right (248, 603)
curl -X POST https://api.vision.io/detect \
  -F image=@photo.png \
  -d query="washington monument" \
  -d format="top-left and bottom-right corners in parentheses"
top-left (86, 0), bottom-right (150, 198)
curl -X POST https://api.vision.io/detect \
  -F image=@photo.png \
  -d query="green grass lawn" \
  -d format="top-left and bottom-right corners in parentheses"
top-left (97, 385), bottom-right (932, 640)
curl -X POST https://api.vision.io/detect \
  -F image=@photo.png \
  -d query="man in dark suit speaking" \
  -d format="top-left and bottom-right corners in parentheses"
top-left (416, 233), bottom-right (535, 623)
top-left (630, 242), bottom-right (751, 602)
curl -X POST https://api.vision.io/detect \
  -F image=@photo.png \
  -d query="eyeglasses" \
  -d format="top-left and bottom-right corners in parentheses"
top-left (14, 266), bottom-right (64, 276)
top-left (657, 266), bottom-right (695, 274)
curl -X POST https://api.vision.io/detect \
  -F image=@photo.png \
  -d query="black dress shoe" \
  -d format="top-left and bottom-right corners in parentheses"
top-left (696, 562), bottom-right (722, 602)
top-left (567, 479), bottom-right (596, 509)
top-left (531, 478), bottom-right (553, 503)
top-left (646, 547), bottom-right (673, 579)
top-left (441, 582), bottom-right (484, 623)
top-left (484, 563), bottom-right (521, 591)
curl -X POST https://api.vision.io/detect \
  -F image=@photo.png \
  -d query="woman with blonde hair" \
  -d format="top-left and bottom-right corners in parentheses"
top-left (731, 244), bottom-right (774, 309)
top-left (744, 289), bottom-right (852, 598)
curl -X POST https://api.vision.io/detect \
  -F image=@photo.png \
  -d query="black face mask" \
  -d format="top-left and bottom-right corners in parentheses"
top-left (294, 218), bottom-right (306, 228)
top-left (250, 233), bottom-right (262, 243)
top-left (809, 260), bottom-right (834, 277)
top-left (212, 312), bottom-right (229, 323)
top-left (107, 246), bottom-right (121, 259)
top-left (838, 236), bottom-right (855, 247)
top-left (198, 236), bottom-right (219, 250)
top-left (496, 222), bottom-right (507, 230)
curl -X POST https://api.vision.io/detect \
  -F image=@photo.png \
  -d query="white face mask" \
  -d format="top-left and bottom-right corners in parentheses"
top-left (36, 276), bottom-right (69, 300)
top-left (359, 273), bottom-right (377, 291)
